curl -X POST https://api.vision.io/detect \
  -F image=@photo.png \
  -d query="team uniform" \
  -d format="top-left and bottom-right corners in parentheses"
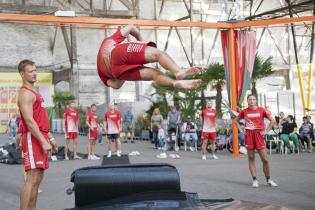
top-left (19, 86), bottom-right (50, 171)
top-left (201, 108), bottom-right (217, 141)
top-left (104, 110), bottom-right (121, 141)
top-left (237, 107), bottom-right (271, 150)
top-left (97, 28), bottom-right (157, 86)
top-left (86, 112), bottom-right (98, 140)
top-left (63, 109), bottom-right (79, 140)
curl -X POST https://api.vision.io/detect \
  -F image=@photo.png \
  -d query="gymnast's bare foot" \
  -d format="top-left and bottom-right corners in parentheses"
top-left (176, 66), bottom-right (203, 80)
top-left (173, 79), bottom-right (202, 90)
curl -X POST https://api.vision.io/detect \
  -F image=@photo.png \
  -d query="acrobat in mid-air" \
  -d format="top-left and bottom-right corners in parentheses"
top-left (97, 24), bottom-right (202, 90)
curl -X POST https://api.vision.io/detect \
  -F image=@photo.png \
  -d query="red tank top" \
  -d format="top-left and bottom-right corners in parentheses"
top-left (19, 86), bottom-right (50, 133)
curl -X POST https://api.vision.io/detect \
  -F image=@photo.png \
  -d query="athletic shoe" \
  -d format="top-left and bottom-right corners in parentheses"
top-left (157, 152), bottom-right (167, 158)
top-left (65, 156), bottom-right (69, 160)
top-left (202, 155), bottom-right (206, 160)
top-left (74, 156), bottom-right (82, 160)
top-left (169, 154), bottom-right (176, 158)
top-left (88, 155), bottom-right (92, 160)
top-left (117, 152), bottom-right (121, 157)
top-left (175, 154), bottom-right (180, 158)
top-left (212, 154), bottom-right (219, 160)
top-left (131, 140), bottom-right (135, 143)
top-left (252, 180), bottom-right (259, 188)
top-left (267, 179), bottom-right (278, 187)
top-left (189, 147), bottom-right (194, 151)
top-left (107, 152), bottom-right (112, 158)
top-left (93, 155), bottom-right (100, 160)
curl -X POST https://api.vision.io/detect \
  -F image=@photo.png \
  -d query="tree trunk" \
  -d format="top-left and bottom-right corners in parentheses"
top-left (251, 81), bottom-right (258, 99)
top-left (215, 84), bottom-right (222, 116)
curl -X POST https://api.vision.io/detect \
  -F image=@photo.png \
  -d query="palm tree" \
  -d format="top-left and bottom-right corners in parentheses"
top-left (52, 91), bottom-right (75, 118)
top-left (204, 62), bottom-right (226, 115)
top-left (251, 55), bottom-right (273, 97)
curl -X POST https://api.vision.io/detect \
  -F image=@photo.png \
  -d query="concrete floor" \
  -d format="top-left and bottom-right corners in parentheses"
top-left (0, 134), bottom-right (314, 210)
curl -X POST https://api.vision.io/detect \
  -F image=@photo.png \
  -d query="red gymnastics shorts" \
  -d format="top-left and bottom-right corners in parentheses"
top-left (244, 129), bottom-right (265, 150)
top-left (65, 132), bottom-right (78, 140)
top-left (202, 132), bottom-right (217, 141)
top-left (22, 132), bottom-right (49, 171)
top-left (88, 128), bottom-right (98, 140)
top-left (110, 41), bottom-right (157, 81)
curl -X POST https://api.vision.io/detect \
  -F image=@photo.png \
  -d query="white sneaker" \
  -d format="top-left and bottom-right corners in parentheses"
top-left (267, 179), bottom-right (278, 187)
top-left (175, 154), bottom-right (180, 158)
top-left (212, 154), bottom-right (219, 160)
top-left (189, 147), bottom-right (194, 151)
top-left (252, 180), bottom-right (259, 188)
top-left (93, 155), bottom-right (100, 160)
top-left (88, 155), bottom-right (92, 160)
top-left (157, 152), bottom-right (167, 158)
top-left (117, 152), bottom-right (121, 157)
top-left (202, 155), bottom-right (206, 160)
top-left (107, 152), bottom-right (112, 158)
top-left (169, 154), bottom-right (176, 158)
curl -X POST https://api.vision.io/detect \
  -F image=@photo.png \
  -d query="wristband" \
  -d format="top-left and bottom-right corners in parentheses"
top-left (49, 137), bottom-right (55, 143)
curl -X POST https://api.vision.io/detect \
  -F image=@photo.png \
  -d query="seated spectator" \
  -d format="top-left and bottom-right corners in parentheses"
top-left (157, 125), bottom-right (166, 150)
top-left (181, 115), bottom-right (198, 151)
top-left (306, 115), bottom-right (314, 142)
top-left (299, 116), bottom-right (313, 153)
top-left (280, 115), bottom-right (299, 153)
top-left (229, 122), bottom-right (245, 149)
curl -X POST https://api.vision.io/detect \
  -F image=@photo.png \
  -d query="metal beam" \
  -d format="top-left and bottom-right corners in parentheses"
top-left (256, 27), bottom-right (266, 49)
top-left (206, 29), bottom-right (219, 64)
top-left (61, 26), bottom-right (72, 62)
top-left (245, 0), bottom-right (314, 20)
top-left (0, 3), bottom-right (58, 14)
top-left (175, 27), bottom-right (192, 66)
top-left (267, 28), bottom-right (289, 64)
top-left (119, 0), bottom-right (133, 10)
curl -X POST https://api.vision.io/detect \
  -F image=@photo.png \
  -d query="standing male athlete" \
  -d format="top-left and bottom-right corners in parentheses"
top-left (17, 59), bottom-right (58, 210)
top-left (97, 24), bottom-right (202, 90)
top-left (63, 101), bottom-right (80, 160)
top-left (201, 100), bottom-right (218, 160)
top-left (86, 104), bottom-right (100, 160)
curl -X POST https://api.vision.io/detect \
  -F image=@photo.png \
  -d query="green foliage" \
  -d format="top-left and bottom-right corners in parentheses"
top-left (252, 55), bottom-right (273, 80)
top-left (52, 91), bottom-right (75, 118)
top-left (251, 54), bottom-right (274, 97)
top-left (147, 62), bottom-right (226, 122)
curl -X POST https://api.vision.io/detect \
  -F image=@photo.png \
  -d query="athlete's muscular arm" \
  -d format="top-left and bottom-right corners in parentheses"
top-left (18, 90), bottom-right (52, 152)
top-left (47, 132), bottom-right (58, 153)
top-left (262, 116), bottom-right (276, 135)
top-left (121, 24), bottom-right (144, 41)
top-left (107, 79), bottom-right (125, 89)
top-left (103, 119), bottom-right (108, 134)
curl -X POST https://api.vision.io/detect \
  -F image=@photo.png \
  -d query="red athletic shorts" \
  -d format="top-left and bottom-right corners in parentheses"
top-left (88, 128), bottom-right (98, 140)
top-left (245, 130), bottom-right (265, 150)
top-left (110, 41), bottom-right (157, 81)
top-left (65, 132), bottom-right (78, 140)
top-left (22, 131), bottom-right (49, 171)
top-left (202, 132), bottom-right (217, 141)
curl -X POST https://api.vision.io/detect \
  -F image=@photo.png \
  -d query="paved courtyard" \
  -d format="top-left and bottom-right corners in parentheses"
top-left (0, 134), bottom-right (314, 210)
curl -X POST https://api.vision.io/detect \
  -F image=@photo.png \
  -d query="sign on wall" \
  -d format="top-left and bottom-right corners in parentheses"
top-left (0, 73), bottom-right (54, 133)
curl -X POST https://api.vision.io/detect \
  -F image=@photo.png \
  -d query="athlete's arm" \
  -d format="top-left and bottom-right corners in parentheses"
top-left (103, 117), bottom-right (108, 134)
top-left (264, 115), bottom-right (276, 135)
top-left (47, 132), bottom-right (58, 153)
top-left (18, 90), bottom-right (52, 152)
top-left (121, 24), bottom-right (143, 41)
top-left (62, 112), bottom-right (67, 133)
top-left (107, 79), bottom-right (125, 89)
